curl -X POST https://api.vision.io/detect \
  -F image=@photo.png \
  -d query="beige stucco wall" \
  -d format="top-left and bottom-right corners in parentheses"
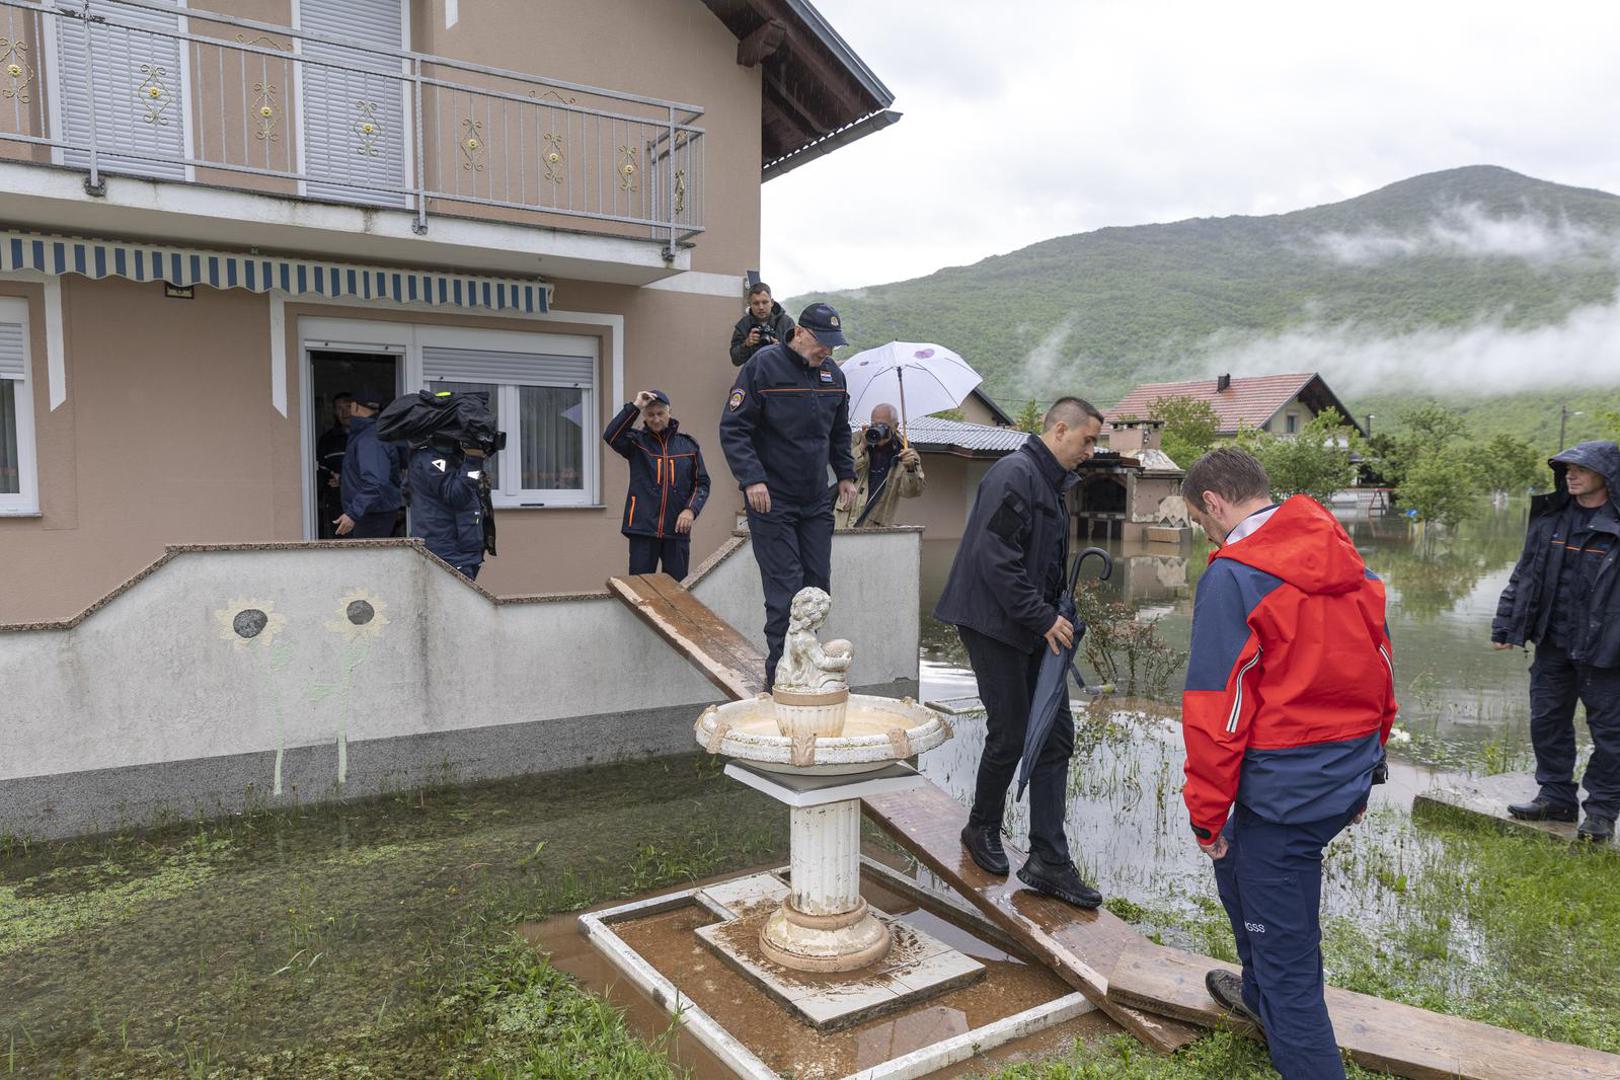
top-left (0, 272), bottom-right (750, 623)
top-left (1260, 394), bottom-right (1309, 434)
top-left (899, 454), bottom-right (987, 543)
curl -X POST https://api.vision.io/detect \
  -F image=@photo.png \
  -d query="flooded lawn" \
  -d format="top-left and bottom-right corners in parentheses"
top-left (3, 501), bottom-right (1616, 1077)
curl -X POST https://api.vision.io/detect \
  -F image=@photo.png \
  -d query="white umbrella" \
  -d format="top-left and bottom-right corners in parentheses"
top-left (840, 342), bottom-right (983, 440)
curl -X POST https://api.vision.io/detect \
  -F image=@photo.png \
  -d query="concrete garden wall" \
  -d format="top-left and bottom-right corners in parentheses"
top-left (0, 528), bottom-right (921, 838)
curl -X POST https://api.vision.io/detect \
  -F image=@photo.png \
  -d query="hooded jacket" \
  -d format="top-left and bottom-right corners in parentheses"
top-left (834, 430), bottom-right (927, 529)
top-left (1182, 496), bottom-right (1397, 839)
top-left (408, 444), bottom-right (487, 569)
top-left (603, 402), bottom-right (711, 539)
top-left (729, 302), bottom-right (795, 367)
top-left (340, 415), bottom-right (406, 520)
top-left (1493, 440), bottom-right (1620, 668)
top-left (933, 436), bottom-right (1075, 654)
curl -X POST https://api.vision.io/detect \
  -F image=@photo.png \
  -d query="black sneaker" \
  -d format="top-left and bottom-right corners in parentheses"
top-left (1507, 797), bottom-right (1579, 823)
top-left (1578, 815), bottom-right (1616, 842)
top-left (960, 823), bottom-right (1010, 876)
top-left (1204, 970), bottom-right (1265, 1039)
top-left (1016, 854), bottom-right (1102, 909)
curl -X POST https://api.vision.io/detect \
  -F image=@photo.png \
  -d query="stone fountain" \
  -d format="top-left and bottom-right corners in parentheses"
top-left (692, 587), bottom-right (972, 1009)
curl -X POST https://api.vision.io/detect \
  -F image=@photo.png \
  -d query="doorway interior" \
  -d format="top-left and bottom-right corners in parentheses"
top-left (308, 349), bottom-right (401, 540)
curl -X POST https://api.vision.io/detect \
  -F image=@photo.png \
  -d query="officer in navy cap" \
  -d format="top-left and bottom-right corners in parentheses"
top-left (335, 387), bottom-right (406, 539)
top-left (720, 302), bottom-right (859, 687)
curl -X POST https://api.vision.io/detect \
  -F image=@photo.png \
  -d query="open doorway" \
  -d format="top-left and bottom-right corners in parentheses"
top-left (308, 350), bottom-right (402, 539)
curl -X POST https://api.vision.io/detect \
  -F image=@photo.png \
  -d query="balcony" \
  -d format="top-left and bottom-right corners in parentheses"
top-left (0, 0), bottom-right (706, 283)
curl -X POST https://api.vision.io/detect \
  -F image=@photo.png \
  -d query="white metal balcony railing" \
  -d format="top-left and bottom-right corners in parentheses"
top-left (0, 0), bottom-right (705, 255)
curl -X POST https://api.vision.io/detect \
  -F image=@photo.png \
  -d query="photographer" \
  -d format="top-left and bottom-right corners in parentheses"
top-left (835, 403), bottom-right (927, 528)
top-left (729, 282), bottom-right (795, 367)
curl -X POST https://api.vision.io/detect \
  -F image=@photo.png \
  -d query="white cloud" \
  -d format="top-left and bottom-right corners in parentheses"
top-left (1193, 290), bottom-right (1620, 397)
top-left (1310, 204), bottom-right (1617, 266)
top-left (763, 1), bottom-right (1620, 299)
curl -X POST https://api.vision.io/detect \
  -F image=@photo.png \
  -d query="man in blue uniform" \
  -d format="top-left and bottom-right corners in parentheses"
top-left (604, 389), bottom-right (711, 580)
top-left (720, 303), bottom-right (859, 687)
top-left (335, 389), bottom-right (406, 539)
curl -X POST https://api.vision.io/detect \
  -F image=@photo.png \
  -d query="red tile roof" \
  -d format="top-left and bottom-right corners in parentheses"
top-left (1107, 373), bottom-right (1321, 434)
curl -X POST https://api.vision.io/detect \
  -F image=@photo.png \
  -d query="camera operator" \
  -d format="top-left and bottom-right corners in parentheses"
top-left (408, 428), bottom-right (498, 581)
top-left (729, 282), bottom-right (795, 367)
top-left (836, 403), bottom-right (927, 528)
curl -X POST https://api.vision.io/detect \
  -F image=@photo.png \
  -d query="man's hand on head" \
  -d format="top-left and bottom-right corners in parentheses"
top-left (634, 390), bottom-right (656, 409)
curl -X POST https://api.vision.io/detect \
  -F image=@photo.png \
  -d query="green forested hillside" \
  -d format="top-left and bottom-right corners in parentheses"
top-left (790, 166), bottom-right (1620, 446)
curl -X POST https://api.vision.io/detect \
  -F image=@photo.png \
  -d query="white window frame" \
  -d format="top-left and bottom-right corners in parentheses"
top-left (0, 297), bottom-right (40, 515)
top-left (415, 324), bottom-right (599, 509)
top-left (296, 316), bottom-right (600, 534)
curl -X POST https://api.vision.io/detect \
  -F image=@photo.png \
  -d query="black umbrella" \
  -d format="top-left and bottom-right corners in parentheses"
top-left (1015, 546), bottom-right (1113, 801)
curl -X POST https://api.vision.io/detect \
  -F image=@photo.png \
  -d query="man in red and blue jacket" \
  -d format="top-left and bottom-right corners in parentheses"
top-left (1181, 448), bottom-right (1395, 1080)
top-left (604, 390), bottom-right (710, 581)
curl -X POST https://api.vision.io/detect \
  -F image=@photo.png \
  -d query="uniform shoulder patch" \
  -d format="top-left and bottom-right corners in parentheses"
top-left (728, 389), bottom-right (746, 412)
top-left (819, 369), bottom-right (835, 383)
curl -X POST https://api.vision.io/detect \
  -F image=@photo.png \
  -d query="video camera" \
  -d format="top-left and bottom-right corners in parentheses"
top-left (864, 422), bottom-right (892, 447)
top-left (377, 389), bottom-right (507, 456)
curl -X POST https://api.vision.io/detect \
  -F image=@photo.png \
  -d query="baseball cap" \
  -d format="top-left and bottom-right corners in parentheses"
top-left (797, 302), bottom-right (848, 347)
top-left (354, 387), bottom-right (387, 410)
top-left (647, 390), bottom-right (671, 406)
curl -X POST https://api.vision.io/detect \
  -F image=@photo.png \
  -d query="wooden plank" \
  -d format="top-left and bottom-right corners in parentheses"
top-left (1107, 943), bottom-right (1620, 1080)
top-left (861, 784), bottom-right (1202, 1053)
top-left (1414, 772), bottom-right (1615, 852)
top-left (607, 573), bottom-right (766, 701)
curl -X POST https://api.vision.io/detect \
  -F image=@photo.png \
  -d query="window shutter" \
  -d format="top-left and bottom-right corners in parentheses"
top-left (55, 0), bottom-right (187, 181)
top-left (0, 321), bottom-right (24, 380)
top-left (422, 347), bottom-right (593, 388)
top-left (298, 0), bottom-right (408, 207)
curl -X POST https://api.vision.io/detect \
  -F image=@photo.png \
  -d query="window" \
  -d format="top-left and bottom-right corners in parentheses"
top-left (0, 299), bottom-right (39, 514)
top-left (419, 333), bottom-right (598, 508)
top-left (1285, 412), bottom-right (1299, 434)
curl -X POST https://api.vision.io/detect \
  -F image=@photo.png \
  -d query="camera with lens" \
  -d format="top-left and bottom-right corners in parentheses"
top-left (864, 422), bottom-right (892, 447)
top-left (753, 321), bottom-right (778, 345)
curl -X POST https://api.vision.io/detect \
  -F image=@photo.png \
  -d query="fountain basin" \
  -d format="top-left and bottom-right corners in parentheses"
top-left (695, 694), bottom-right (952, 775)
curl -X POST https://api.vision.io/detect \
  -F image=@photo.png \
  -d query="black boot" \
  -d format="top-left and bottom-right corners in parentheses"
top-left (1204, 970), bottom-right (1266, 1039)
top-left (1016, 854), bottom-right (1102, 909)
top-left (960, 823), bottom-right (1009, 876)
top-left (1577, 814), bottom-right (1616, 842)
top-left (1507, 796), bottom-right (1578, 822)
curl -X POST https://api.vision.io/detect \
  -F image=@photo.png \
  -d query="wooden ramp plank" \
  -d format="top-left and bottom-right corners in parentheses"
top-left (607, 573), bottom-right (766, 701)
top-left (1108, 943), bottom-right (1620, 1080)
top-left (862, 784), bottom-right (1201, 1053)
top-left (1414, 771), bottom-right (1616, 852)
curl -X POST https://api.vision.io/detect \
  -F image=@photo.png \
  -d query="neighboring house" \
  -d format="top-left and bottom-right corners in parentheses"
top-left (900, 415), bottom-right (1189, 545)
top-left (954, 387), bottom-right (1015, 427)
top-left (0, 0), bottom-right (897, 623)
top-left (1107, 372), bottom-right (1365, 438)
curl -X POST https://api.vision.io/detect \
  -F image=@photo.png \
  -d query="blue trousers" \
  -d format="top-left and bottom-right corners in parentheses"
top-left (1213, 804), bottom-right (1356, 1080)
top-left (628, 535), bottom-right (691, 581)
top-left (1529, 642), bottom-right (1620, 818)
top-left (960, 626), bottom-right (1074, 864)
top-left (746, 493), bottom-right (833, 686)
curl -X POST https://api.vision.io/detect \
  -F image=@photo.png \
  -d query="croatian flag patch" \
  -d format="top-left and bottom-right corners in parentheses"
top-left (819, 370), bottom-right (835, 383)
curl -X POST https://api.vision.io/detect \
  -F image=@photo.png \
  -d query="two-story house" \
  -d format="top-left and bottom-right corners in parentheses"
top-left (0, 0), bottom-right (896, 623)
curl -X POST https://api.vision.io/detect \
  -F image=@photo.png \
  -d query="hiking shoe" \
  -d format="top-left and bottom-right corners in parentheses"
top-left (1204, 970), bottom-right (1265, 1038)
top-left (960, 823), bottom-right (1010, 876)
top-left (1016, 855), bottom-right (1102, 909)
top-left (1507, 797), bottom-right (1578, 823)
top-left (1578, 815), bottom-right (1616, 842)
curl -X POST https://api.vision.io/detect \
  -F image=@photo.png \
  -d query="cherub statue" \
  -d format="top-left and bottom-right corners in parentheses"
top-left (773, 587), bottom-right (853, 692)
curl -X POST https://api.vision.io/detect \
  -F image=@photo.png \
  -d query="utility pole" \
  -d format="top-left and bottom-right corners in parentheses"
top-left (1558, 404), bottom-right (1582, 451)
top-left (1364, 414), bottom-right (1374, 436)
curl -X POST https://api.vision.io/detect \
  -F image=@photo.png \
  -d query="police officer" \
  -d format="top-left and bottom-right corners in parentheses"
top-left (408, 436), bottom-right (491, 579)
top-left (604, 389), bottom-right (711, 580)
top-left (335, 389), bottom-right (406, 539)
top-left (720, 303), bottom-right (858, 687)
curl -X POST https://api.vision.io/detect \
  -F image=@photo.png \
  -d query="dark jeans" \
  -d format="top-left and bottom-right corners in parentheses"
top-left (959, 625), bottom-right (1074, 864)
top-left (454, 564), bottom-right (480, 581)
top-left (346, 510), bottom-right (397, 539)
top-left (1213, 804), bottom-right (1357, 1080)
top-left (628, 535), bottom-right (692, 580)
top-left (1530, 642), bottom-right (1620, 818)
top-left (746, 494), bottom-right (833, 686)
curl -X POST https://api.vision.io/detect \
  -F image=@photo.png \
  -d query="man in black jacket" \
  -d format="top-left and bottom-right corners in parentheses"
top-left (408, 441), bottom-right (490, 579)
top-left (1493, 440), bottom-right (1620, 842)
top-left (934, 397), bottom-right (1105, 906)
top-left (604, 389), bottom-right (711, 580)
top-left (720, 303), bottom-right (858, 686)
top-left (729, 282), bottom-right (796, 367)
top-left (335, 389), bottom-right (407, 539)
top-left (315, 392), bottom-right (353, 539)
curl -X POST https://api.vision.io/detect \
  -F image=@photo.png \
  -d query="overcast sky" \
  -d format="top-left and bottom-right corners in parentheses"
top-left (760, 1), bottom-right (1620, 300)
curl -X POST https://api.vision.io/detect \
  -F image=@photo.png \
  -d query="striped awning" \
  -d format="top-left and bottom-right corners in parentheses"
top-left (0, 231), bottom-right (551, 314)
